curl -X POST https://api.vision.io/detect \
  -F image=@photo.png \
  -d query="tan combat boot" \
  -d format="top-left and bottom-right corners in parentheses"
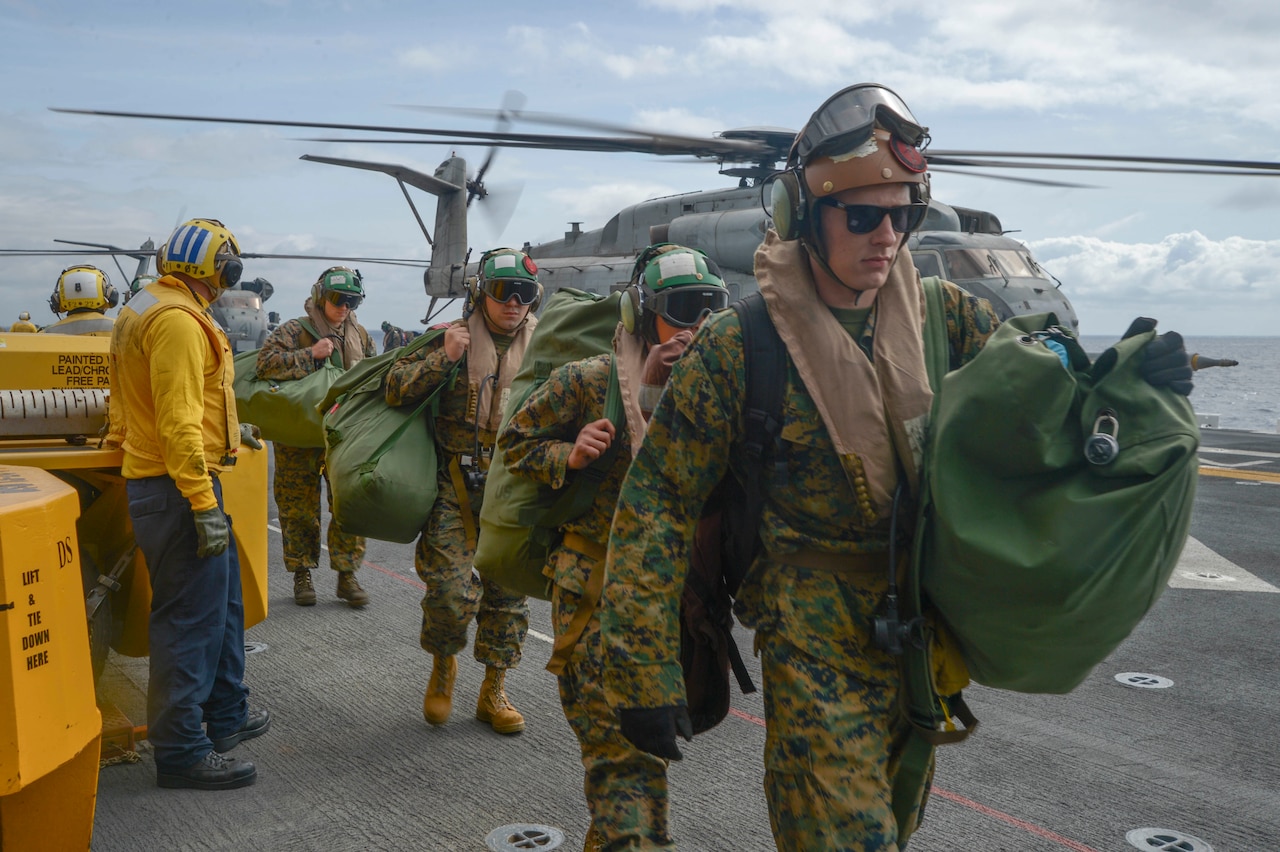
top-left (582, 824), bottom-right (605, 852)
top-left (422, 655), bottom-right (457, 726)
top-left (476, 666), bottom-right (525, 735)
top-left (336, 572), bottom-right (369, 608)
top-left (293, 569), bottom-right (316, 606)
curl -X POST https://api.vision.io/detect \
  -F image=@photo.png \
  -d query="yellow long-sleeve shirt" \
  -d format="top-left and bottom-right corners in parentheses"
top-left (106, 277), bottom-right (239, 511)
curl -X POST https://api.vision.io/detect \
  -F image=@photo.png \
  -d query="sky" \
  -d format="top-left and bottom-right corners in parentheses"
top-left (1, 0), bottom-right (1278, 338)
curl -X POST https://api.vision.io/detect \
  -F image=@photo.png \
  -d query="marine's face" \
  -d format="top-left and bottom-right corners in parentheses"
top-left (482, 293), bottom-right (531, 334)
top-left (322, 298), bottom-right (349, 325)
top-left (810, 182), bottom-right (910, 308)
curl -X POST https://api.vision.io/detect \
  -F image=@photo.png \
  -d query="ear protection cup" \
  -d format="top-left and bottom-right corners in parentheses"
top-left (619, 284), bottom-right (641, 334)
top-left (49, 284), bottom-right (62, 315)
top-left (104, 279), bottom-right (119, 308)
top-left (216, 255), bottom-right (243, 290)
top-left (768, 170), bottom-right (809, 241)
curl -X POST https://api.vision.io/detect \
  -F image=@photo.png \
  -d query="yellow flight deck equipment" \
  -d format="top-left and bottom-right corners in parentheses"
top-left (0, 465), bottom-right (99, 850)
top-left (0, 329), bottom-right (268, 847)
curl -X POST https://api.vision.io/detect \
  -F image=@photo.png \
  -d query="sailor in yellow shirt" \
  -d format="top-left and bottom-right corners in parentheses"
top-left (106, 218), bottom-right (269, 792)
top-left (40, 265), bottom-right (118, 336)
top-left (8, 311), bottom-right (38, 332)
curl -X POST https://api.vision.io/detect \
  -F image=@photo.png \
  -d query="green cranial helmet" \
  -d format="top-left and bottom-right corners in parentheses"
top-left (476, 247), bottom-right (543, 309)
top-left (313, 266), bottom-right (365, 310)
top-left (621, 244), bottom-right (730, 344)
top-left (130, 275), bottom-right (159, 294)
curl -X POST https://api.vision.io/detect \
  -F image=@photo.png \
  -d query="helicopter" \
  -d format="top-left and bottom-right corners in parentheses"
top-left (44, 98), bottom-right (1280, 332)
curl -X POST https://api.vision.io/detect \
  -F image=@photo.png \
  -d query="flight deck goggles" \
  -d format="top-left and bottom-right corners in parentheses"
top-left (818, 200), bottom-right (929, 235)
top-left (651, 286), bottom-right (730, 328)
top-left (480, 277), bottom-right (541, 305)
top-left (791, 83), bottom-right (927, 164)
top-left (323, 290), bottom-right (363, 309)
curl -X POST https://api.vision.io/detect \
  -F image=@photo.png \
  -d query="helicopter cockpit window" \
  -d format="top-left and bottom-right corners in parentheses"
top-left (943, 248), bottom-right (1001, 280)
top-left (215, 292), bottom-right (262, 310)
top-left (909, 251), bottom-right (943, 279)
top-left (991, 250), bottom-right (1048, 279)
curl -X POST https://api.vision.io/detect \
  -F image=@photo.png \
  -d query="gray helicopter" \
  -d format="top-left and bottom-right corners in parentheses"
top-left (50, 99), bottom-right (1280, 332)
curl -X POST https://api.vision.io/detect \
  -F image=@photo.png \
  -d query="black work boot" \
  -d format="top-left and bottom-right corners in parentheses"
top-left (293, 569), bottom-right (316, 606)
top-left (157, 751), bottom-right (257, 790)
top-left (336, 572), bottom-right (369, 607)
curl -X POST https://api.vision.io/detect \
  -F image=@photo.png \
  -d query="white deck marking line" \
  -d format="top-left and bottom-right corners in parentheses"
top-left (1170, 536), bottom-right (1279, 592)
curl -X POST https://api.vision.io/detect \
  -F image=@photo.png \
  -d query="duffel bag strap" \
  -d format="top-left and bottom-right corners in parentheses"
top-left (545, 533), bottom-right (608, 676)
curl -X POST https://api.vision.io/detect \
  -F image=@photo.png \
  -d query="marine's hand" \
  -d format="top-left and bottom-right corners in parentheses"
top-left (311, 337), bottom-right (337, 360)
top-left (619, 705), bottom-right (693, 761)
top-left (193, 507), bottom-right (230, 557)
top-left (642, 330), bottom-right (694, 386)
top-left (1120, 317), bottom-right (1194, 396)
top-left (567, 418), bottom-right (617, 470)
top-left (444, 325), bottom-right (470, 362)
top-left (239, 423), bottom-right (264, 450)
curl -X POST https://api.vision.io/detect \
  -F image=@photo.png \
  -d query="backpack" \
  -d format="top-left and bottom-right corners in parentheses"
top-left (319, 329), bottom-right (459, 543)
top-left (232, 317), bottom-right (344, 448)
top-left (679, 291), bottom-right (784, 734)
top-left (476, 288), bottom-right (626, 601)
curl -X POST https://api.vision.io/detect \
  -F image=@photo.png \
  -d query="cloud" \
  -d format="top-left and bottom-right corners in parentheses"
top-left (1030, 231), bottom-right (1280, 334)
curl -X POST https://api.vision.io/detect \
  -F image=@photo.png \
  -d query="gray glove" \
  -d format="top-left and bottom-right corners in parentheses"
top-left (193, 507), bottom-right (230, 557)
top-left (239, 422), bottom-right (264, 450)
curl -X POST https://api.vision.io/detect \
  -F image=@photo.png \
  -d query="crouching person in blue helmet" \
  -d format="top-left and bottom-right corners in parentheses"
top-left (385, 247), bottom-right (542, 736)
top-left (599, 84), bottom-right (1194, 851)
top-left (500, 244), bottom-right (729, 851)
top-left (106, 218), bottom-right (269, 791)
top-left (256, 267), bottom-right (376, 608)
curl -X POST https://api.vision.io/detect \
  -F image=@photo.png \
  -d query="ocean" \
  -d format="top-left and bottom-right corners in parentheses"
top-left (1079, 335), bottom-right (1280, 434)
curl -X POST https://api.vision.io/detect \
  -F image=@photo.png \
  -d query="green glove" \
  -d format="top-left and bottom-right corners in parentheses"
top-left (239, 422), bottom-right (264, 450)
top-left (193, 507), bottom-right (230, 557)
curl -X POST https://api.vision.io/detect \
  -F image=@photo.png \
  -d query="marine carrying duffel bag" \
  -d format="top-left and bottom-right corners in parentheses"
top-left (232, 318), bottom-right (343, 449)
top-left (321, 329), bottom-right (456, 543)
top-left (917, 312), bottom-right (1200, 694)
top-left (475, 288), bottom-right (624, 600)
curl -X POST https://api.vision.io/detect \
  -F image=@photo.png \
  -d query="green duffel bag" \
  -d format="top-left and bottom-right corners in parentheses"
top-left (322, 329), bottom-right (456, 543)
top-left (917, 313), bottom-right (1200, 693)
top-left (475, 288), bottom-right (624, 600)
top-left (232, 319), bottom-right (343, 449)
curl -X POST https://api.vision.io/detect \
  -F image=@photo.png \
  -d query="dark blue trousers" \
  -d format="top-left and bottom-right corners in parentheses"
top-left (127, 475), bottom-right (249, 771)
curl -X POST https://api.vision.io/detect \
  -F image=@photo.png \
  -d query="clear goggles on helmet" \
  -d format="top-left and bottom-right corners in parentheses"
top-left (791, 84), bottom-right (926, 163)
top-left (323, 289), bottom-right (363, 309)
top-left (481, 277), bottom-right (540, 305)
top-left (817, 200), bottom-right (929, 235)
top-left (652, 286), bottom-right (730, 328)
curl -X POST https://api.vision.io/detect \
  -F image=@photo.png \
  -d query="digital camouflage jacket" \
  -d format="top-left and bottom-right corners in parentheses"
top-left (255, 317), bottom-right (374, 382)
top-left (600, 278), bottom-right (999, 709)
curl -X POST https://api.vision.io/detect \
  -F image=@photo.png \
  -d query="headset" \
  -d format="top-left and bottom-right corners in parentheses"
top-left (619, 243), bottom-right (679, 340)
top-left (50, 265), bottom-right (118, 314)
top-left (310, 267), bottom-right (364, 306)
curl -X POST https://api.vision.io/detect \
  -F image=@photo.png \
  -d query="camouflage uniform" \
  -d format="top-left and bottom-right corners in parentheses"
top-left (502, 353), bottom-right (673, 850)
top-left (601, 281), bottom-right (998, 852)
top-left (256, 318), bottom-right (375, 578)
top-left (385, 321), bottom-right (529, 668)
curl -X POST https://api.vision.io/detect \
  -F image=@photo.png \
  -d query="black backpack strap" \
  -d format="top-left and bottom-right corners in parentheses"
top-left (727, 291), bottom-right (787, 596)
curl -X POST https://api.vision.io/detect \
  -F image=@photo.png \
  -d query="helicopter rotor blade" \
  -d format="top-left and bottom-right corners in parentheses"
top-left (927, 168), bottom-right (1098, 189)
top-left (50, 107), bottom-right (775, 161)
top-left (926, 155), bottom-right (1280, 178)
top-left (476, 180), bottom-right (525, 240)
top-left (929, 149), bottom-right (1280, 173)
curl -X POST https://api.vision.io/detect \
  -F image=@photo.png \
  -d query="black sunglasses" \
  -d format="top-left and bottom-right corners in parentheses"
top-left (818, 200), bottom-right (928, 235)
top-left (323, 290), bottom-right (363, 309)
